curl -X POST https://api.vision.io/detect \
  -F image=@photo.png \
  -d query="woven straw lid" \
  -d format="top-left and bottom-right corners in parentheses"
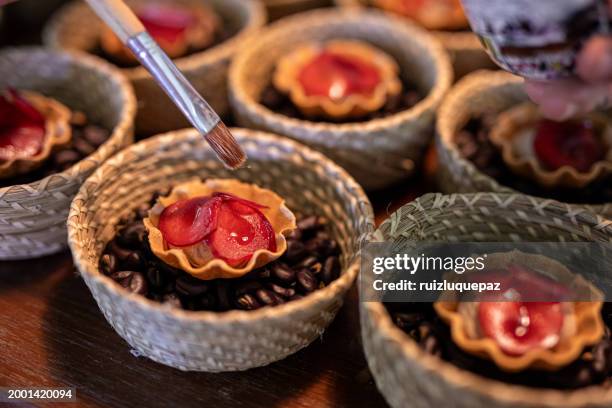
top-left (68, 127), bottom-right (374, 372)
top-left (229, 8), bottom-right (452, 191)
top-left (44, 0), bottom-right (266, 135)
top-left (0, 47), bottom-right (135, 260)
top-left (436, 70), bottom-right (612, 217)
top-left (333, 0), bottom-right (497, 79)
top-left (362, 192), bottom-right (612, 408)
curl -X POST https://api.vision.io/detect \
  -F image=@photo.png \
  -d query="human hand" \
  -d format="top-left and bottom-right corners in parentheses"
top-left (525, 2), bottom-right (612, 121)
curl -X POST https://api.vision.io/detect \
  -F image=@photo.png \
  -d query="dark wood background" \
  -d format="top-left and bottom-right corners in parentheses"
top-left (0, 2), bottom-right (437, 406)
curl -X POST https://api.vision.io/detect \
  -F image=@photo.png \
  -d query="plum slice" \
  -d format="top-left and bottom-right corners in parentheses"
top-left (158, 196), bottom-right (222, 247)
top-left (479, 301), bottom-right (564, 356)
top-left (533, 119), bottom-right (604, 172)
top-left (0, 89), bottom-right (46, 161)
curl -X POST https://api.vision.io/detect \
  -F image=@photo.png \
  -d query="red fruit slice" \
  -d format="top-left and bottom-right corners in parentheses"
top-left (138, 3), bottom-right (196, 44)
top-left (207, 199), bottom-right (276, 267)
top-left (478, 301), bottom-right (564, 356)
top-left (298, 51), bottom-right (382, 100)
top-left (0, 89), bottom-right (46, 161)
top-left (212, 192), bottom-right (268, 210)
top-left (533, 119), bottom-right (604, 172)
top-left (158, 195), bottom-right (222, 247)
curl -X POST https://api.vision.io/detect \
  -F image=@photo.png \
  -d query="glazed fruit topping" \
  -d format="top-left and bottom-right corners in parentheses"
top-left (478, 301), bottom-right (564, 356)
top-left (158, 193), bottom-right (276, 266)
top-left (0, 89), bottom-right (46, 161)
top-left (138, 3), bottom-right (197, 44)
top-left (475, 265), bottom-right (571, 356)
top-left (298, 51), bottom-right (382, 100)
top-left (533, 119), bottom-right (604, 172)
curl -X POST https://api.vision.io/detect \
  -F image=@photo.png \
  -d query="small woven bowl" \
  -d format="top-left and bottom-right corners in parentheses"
top-left (0, 47), bottom-right (135, 260)
top-left (44, 0), bottom-right (266, 135)
top-left (334, 0), bottom-right (497, 79)
top-left (362, 192), bottom-right (612, 408)
top-left (437, 70), bottom-right (612, 217)
top-left (68, 127), bottom-right (374, 372)
top-left (263, 0), bottom-right (332, 20)
top-left (229, 8), bottom-right (452, 191)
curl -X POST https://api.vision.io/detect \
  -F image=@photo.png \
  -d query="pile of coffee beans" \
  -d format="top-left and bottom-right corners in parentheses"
top-left (0, 110), bottom-right (110, 187)
top-left (455, 115), bottom-right (612, 204)
top-left (99, 194), bottom-right (342, 312)
top-left (387, 302), bottom-right (612, 389)
top-left (260, 79), bottom-right (423, 123)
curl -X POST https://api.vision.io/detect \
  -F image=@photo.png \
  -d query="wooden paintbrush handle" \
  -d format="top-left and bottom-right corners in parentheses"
top-left (85, 0), bottom-right (145, 43)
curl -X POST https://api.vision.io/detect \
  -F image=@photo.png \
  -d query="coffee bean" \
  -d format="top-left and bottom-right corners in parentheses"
top-left (216, 281), bottom-right (231, 311)
top-left (298, 256), bottom-right (318, 269)
top-left (100, 253), bottom-right (117, 275)
top-left (286, 229), bottom-right (302, 241)
top-left (122, 251), bottom-right (144, 270)
top-left (128, 272), bottom-right (148, 295)
top-left (297, 268), bottom-right (317, 293)
top-left (234, 280), bottom-right (262, 296)
top-left (73, 137), bottom-right (96, 156)
top-left (83, 125), bottom-right (109, 146)
top-left (255, 288), bottom-right (280, 306)
top-left (284, 240), bottom-right (306, 263)
top-left (423, 335), bottom-right (440, 356)
top-left (118, 222), bottom-right (146, 248)
top-left (176, 275), bottom-right (209, 296)
top-left (268, 282), bottom-right (295, 298)
top-left (322, 256), bottom-right (340, 285)
top-left (112, 271), bottom-right (147, 295)
top-left (297, 216), bottom-right (319, 232)
top-left (109, 240), bottom-right (132, 261)
top-left (236, 293), bottom-right (261, 310)
top-left (146, 267), bottom-right (166, 289)
top-left (53, 149), bottom-right (81, 167)
top-left (110, 270), bottom-right (133, 282)
top-left (289, 294), bottom-right (304, 301)
top-left (272, 264), bottom-right (295, 283)
top-left (257, 268), bottom-right (271, 279)
top-left (162, 293), bottom-right (182, 308)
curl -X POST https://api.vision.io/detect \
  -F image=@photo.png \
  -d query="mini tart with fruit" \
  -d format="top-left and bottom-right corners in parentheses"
top-left (100, 1), bottom-right (220, 64)
top-left (144, 179), bottom-right (297, 280)
top-left (434, 252), bottom-right (604, 373)
top-left (490, 103), bottom-right (612, 189)
top-left (272, 40), bottom-right (403, 120)
top-left (373, 0), bottom-right (469, 31)
top-left (0, 89), bottom-right (71, 179)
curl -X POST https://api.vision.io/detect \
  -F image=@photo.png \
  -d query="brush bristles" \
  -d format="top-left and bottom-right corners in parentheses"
top-left (205, 122), bottom-right (246, 169)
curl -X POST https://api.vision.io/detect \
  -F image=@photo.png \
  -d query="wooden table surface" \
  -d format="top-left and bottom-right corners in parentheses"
top-left (0, 150), bottom-right (435, 408)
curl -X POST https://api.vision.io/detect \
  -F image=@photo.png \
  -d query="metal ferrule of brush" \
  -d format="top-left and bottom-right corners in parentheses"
top-left (127, 32), bottom-right (220, 134)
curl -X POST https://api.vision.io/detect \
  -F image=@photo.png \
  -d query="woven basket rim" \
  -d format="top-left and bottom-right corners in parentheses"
top-left (0, 46), bottom-right (136, 196)
top-left (43, 0), bottom-right (267, 80)
top-left (228, 7), bottom-right (453, 135)
top-left (68, 127), bottom-right (374, 324)
top-left (365, 192), bottom-right (612, 406)
top-left (436, 69), bottom-right (612, 212)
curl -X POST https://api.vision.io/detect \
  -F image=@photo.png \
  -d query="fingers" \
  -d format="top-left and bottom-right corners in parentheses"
top-left (524, 80), bottom-right (611, 120)
top-left (576, 35), bottom-right (612, 83)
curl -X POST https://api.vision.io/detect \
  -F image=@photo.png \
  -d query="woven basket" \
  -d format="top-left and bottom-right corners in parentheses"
top-left (362, 192), bottom-right (612, 408)
top-left (44, 0), bottom-right (266, 135)
top-left (68, 127), bottom-right (374, 372)
top-left (333, 0), bottom-right (497, 79)
top-left (0, 47), bottom-right (135, 260)
top-left (229, 8), bottom-right (452, 191)
top-left (263, 0), bottom-right (332, 20)
top-left (436, 70), bottom-right (612, 218)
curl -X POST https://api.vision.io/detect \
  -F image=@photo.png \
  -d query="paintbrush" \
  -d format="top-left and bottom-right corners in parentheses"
top-left (85, 0), bottom-right (246, 168)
